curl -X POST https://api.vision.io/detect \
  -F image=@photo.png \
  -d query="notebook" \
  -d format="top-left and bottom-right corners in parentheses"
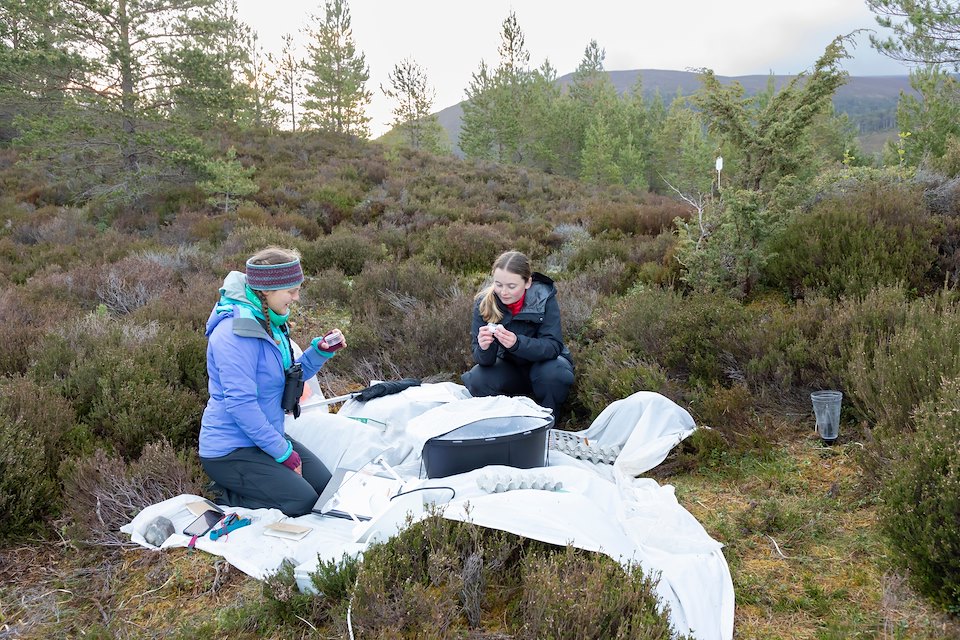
top-left (263, 522), bottom-right (312, 540)
top-left (312, 467), bottom-right (403, 522)
top-left (186, 499), bottom-right (224, 518)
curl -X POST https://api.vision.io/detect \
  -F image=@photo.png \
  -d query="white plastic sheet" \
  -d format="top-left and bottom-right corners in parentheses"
top-left (122, 385), bottom-right (733, 640)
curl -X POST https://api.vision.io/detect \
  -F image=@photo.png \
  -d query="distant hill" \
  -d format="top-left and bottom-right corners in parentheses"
top-left (433, 69), bottom-right (914, 157)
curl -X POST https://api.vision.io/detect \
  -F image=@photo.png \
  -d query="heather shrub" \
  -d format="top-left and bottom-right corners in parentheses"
top-left (520, 546), bottom-right (687, 640)
top-left (304, 183), bottom-right (361, 231)
top-left (573, 342), bottom-right (669, 420)
top-left (349, 513), bottom-right (524, 636)
top-left (541, 223), bottom-right (591, 272)
top-left (381, 290), bottom-right (473, 379)
top-left (555, 275), bottom-right (601, 342)
top-left (417, 221), bottom-right (514, 273)
top-left (0, 376), bottom-right (76, 537)
top-left (359, 288), bottom-right (473, 379)
top-left (765, 182), bottom-right (940, 298)
top-left (585, 195), bottom-right (689, 237)
top-left (932, 213), bottom-right (960, 289)
top-left (301, 266), bottom-right (352, 308)
top-left (568, 231), bottom-right (674, 288)
top-left (738, 297), bottom-right (822, 393)
top-left (301, 227), bottom-right (384, 276)
top-left (132, 271), bottom-right (220, 330)
top-left (880, 375), bottom-right (960, 612)
top-left (161, 209), bottom-right (231, 244)
top-left (565, 257), bottom-right (633, 297)
top-left (568, 230), bottom-right (634, 271)
top-left (84, 347), bottom-right (205, 458)
top-left (235, 201), bottom-right (270, 227)
top-left (348, 512), bottom-right (616, 637)
top-left (687, 383), bottom-right (773, 457)
top-left (4, 226), bottom-right (138, 284)
top-left (30, 314), bottom-right (206, 458)
top-left (0, 285), bottom-right (74, 375)
top-left (218, 225), bottom-right (306, 266)
top-left (736, 286), bottom-right (915, 398)
top-left (96, 253), bottom-right (180, 314)
top-left (843, 291), bottom-right (960, 436)
top-left (808, 286), bottom-right (912, 388)
top-left (60, 440), bottom-right (205, 546)
top-left (362, 222), bottom-right (412, 259)
top-left (351, 259), bottom-right (460, 318)
top-left (604, 287), bottom-right (754, 387)
top-left (272, 210), bottom-right (323, 240)
top-left (10, 205), bottom-right (97, 246)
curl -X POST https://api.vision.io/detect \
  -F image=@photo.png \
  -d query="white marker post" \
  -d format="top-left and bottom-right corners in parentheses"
top-left (715, 156), bottom-right (723, 191)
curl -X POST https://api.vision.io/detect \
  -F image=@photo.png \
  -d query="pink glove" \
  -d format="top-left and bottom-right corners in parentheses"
top-left (281, 450), bottom-right (302, 472)
top-left (318, 329), bottom-right (346, 352)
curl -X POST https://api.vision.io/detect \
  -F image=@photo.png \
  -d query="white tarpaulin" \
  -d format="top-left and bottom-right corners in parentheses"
top-left (122, 385), bottom-right (734, 640)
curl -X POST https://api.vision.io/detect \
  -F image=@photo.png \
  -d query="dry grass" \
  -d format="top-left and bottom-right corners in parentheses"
top-left (3, 413), bottom-right (959, 640)
top-left (670, 426), bottom-right (960, 640)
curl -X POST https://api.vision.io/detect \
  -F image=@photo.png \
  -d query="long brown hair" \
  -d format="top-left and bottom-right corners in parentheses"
top-left (475, 250), bottom-right (532, 323)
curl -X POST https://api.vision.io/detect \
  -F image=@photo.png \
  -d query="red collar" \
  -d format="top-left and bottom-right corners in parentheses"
top-left (505, 293), bottom-right (525, 317)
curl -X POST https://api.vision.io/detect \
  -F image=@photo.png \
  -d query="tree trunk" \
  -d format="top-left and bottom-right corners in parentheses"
top-left (118, 0), bottom-right (137, 172)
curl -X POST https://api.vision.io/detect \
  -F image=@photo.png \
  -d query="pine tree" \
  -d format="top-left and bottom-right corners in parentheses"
top-left (566, 40), bottom-right (619, 178)
top-left (524, 59), bottom-right (565, 172)
top-left (272, 33), bottom-right (302, 131)
top-left (11, 0), bottom-right (229, 203)
top-left (490, 10), bottom-right (530, 162)
top-left (894, 65), bottom-right (960, 169)
top-left (868, 0), bottom-right (960, 67)
top-left (198, 146), bottom-right (258, 212)
top-left (654, 95), bottom-right (715, 196)
top-left (459, 61), bottom-right (497, 160)
top-left (0, 0), bottom-right (81, 144)
top-left (459, 11), bottom-right (532, 162)
top-left (161, 0), bottom-right (252, 127)
top-left (302, 0), bottom-right (372, 137)
top-left (580, 110), bottom-right (621, 185)
top-left (241, 31), bottom-right (282, 129)
top-left (381, 57), bottom-right (446, 152)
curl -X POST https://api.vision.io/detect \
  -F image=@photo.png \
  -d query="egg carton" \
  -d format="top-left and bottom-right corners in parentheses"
top-left (548, 429), bottom-right (622, 465)
top-left (476, 472), bottom-right (563, 494)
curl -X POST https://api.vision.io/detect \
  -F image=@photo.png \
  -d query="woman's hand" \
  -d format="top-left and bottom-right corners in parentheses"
top-left (478, 325), bottom-right (496, 350)
top-left (493, 326), bottom-right (517, 349)
top-left (316, 329), bottom-right (346, 352)
top-left (281, 450), bottom-right (303, 475)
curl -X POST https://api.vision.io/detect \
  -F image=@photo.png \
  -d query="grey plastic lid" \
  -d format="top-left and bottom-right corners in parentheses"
top-left (432, 415), bottom-right (553, 441)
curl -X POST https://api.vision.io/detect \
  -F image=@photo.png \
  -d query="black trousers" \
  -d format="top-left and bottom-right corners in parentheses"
top-left (461, 356), bottom-right (574, 413)
top-left (200, 437), bottom-right (331, 516)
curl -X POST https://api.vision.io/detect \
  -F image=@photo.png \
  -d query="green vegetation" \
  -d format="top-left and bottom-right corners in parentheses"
top-left (1, 2), bottom-right (960, 638)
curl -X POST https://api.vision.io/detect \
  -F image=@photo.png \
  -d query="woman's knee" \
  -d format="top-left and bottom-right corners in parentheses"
top-left (462, 365), bottom-right (501, 396)
top-left (530, 358), bottom-right (574, 387)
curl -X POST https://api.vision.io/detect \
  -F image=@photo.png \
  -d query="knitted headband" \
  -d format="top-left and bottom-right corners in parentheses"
top-left (245, 258), bottom-right (304, 291)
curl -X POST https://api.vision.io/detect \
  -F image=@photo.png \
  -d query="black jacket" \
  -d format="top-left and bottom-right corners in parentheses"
top-left (471, 272), bottom-right (573, 367)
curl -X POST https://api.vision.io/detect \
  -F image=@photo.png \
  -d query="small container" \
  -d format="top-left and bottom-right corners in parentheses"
top-left (811, 390), bottom-right (843, 445)
top-left (324, 329), bottom-right (343, 346)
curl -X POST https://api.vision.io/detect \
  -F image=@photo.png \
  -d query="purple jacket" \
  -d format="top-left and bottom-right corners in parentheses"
top-left (199, 271), bottom-right (331, 459)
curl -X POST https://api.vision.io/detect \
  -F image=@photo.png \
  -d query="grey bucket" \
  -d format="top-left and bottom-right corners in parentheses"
top-left (811, 391), bottom-right (843, 444)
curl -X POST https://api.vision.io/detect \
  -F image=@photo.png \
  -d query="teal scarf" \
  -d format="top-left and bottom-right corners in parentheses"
top-left (215, 286), bottom-right (293, 369)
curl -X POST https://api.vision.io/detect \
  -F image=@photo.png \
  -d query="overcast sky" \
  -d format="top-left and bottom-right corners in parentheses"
top-left (234, 0), bottom-right (909, 136)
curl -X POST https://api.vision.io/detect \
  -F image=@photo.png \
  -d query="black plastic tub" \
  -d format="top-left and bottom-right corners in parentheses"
top-left (422, 414), bottom-right (553, 479)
